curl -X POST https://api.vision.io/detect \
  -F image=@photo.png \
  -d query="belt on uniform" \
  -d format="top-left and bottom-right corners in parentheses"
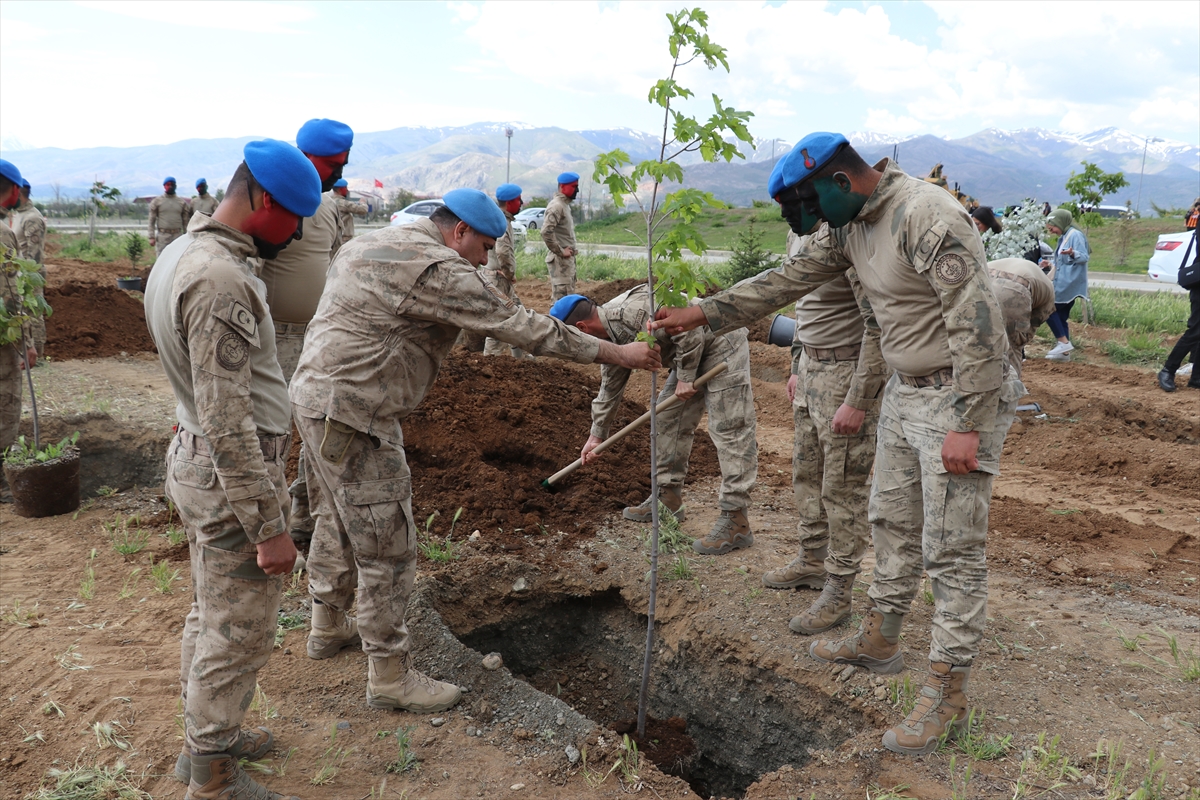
top-left (989, 269), bottom-right (1032, 290)
top-left (897, 368), bottom-right (954, 388)
top-left (803, 344), bottom-right (860, 363)
top-left (273, 320), bottom-right (309, 336)
top-left (179, 428), bottom-right (291, 460)
top-left (157, 228), bottom-right (182, 234)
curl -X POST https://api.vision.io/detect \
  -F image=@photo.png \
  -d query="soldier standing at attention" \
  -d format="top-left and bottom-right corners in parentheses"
top-left (556, 286), bottom-right (759, 554)
top-left (331, 179), bottom-right (367, 246)
top-left (11, 179), bottom-right (47, 358)
top-left (190, 178), bottom-right (219, 218)
top-left (144, 139), bottom-right (320, 800)
top-left (541, 171), bottom-right (579, 301)
top-left (482, 182), bottom-right (531, 357)
top-left (651, 132), bottom-right (1020, 756)
top-left (149, 176), bottom-right (191, 259)
top-left (0, 160), bottom-right (39, 503)
top-left (290, 188), bottom-right (661, 713)
top-left (761, 228), bottom-right (886, 635)
top-left (259, 117), bottom-right (353, 551)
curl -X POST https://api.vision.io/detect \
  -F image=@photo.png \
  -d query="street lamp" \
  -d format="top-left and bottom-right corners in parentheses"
top-left (1136, 135), bottom-right (1163, 215)
top-left (505, 127), bottom-right (514, 183)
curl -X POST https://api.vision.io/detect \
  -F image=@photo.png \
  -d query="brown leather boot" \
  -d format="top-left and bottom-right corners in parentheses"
top-left (808, 607), bottom-right (904, 674)
top-left (762, 546), bottom-right (827, 589)
top-left (367, 655), bottom-right (462, 713)
top-left (186, 752), bottom-right (299, 800)
top-left (307, 601), bottom-right (361, 659)
top-left (789, 572), bottom-right (854, 634)
top-left (692, 508), bottom-right (753, 555)
top-left (882, 662), bottom-right (971, 755)
top-left (623, 487), bottom-right (686, 523)
top-left (288, 494), bottom-right (314, 546)
top-left (175, 727), bottom-right (273, 783)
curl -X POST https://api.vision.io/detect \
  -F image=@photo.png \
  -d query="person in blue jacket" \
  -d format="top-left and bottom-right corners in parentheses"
top-left (1040, 207), bottom-right (1089, 361)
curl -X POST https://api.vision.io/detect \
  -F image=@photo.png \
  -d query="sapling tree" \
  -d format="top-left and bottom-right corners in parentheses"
top-left (1064, 161), bottom-right (1128, 232)
top-left (591, 6), bottom-right (753, 739)
top-left (1, 246), bottom-right (52, 453)
top-left (87, 180), bottom-right (121, 246)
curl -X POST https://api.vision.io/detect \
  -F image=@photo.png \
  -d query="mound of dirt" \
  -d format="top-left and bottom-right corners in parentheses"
top-left (403, 352), bottom-right (719, 542)
top-left (588, 277), bottom-right (647, 307)
top-left (44, 282), bottom-right (156, 360)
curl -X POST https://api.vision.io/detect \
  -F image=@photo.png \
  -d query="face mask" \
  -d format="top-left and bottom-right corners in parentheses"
top-left (320, 164), bottom-right (343, 193)
top-left (809, 174), bottom-right (867, 229)
top-left (776, 185), bottom-right (821, 236)
top-left (197, 185), bottom-right (208, 196)
top-left (1, 186), bottom-right (19, 210)
top-left (310, 152), bottom-right (349, 193)
top-left (564, 184), bottom-right (578, 201)
top-left (165, 185), bottom-right (176, 196)
top-left (247, 196), bottom-right (303, 259)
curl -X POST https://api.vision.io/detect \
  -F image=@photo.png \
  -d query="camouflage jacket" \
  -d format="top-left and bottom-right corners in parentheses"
top-left (189, 193), bottom-right (219, 219)
top-left (290, 217), bottom-right (601, 444)
top-left (259, 192), bottom-right (342, 324)
top-left (698, 159), bottom-right (1007, 433)
top-left (333, 193), bottom-right (368, 243)
top-left (144, 214), bottom-right (291, 544)
top-left (12, 199), bottom-right (46, 265)
top-left (148, 193), bottom-right (190, 235)
top-left (487, 210), bottom-right (517, 281)
top-left (988, 257), bottom-right (1055, 379)
top-left (540, 193), bottom-right (575, 259)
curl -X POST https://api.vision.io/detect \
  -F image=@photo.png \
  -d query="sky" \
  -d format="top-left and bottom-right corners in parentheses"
top-left (1, 0), bottom-right (1198, 152)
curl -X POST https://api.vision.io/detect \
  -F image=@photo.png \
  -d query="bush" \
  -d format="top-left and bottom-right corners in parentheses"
top-left (720, 220), bottom-right (778, 288)
top-left (124, 232), bottom-right (146, 264)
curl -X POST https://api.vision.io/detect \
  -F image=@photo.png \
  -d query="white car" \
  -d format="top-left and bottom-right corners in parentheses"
top-left (390, 199), bottom-right (445, 226)
top-left (510, 218), bottom-right (528, 236)
top-left (514, 207), bottom-right (546, 231)
top-left (1147, 231), bottom-right (1196, 285)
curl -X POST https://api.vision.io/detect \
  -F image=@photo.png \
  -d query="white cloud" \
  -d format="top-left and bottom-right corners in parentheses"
top-left (0, 17), bottom-right (50, 39)
top-left (76, 1), bottom-right (316, 34)
top-left (864, 109), bottom-right (924, 136)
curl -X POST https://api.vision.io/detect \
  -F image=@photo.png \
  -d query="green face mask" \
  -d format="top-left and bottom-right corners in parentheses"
top-left (809, 174), bottom-right (868, 229)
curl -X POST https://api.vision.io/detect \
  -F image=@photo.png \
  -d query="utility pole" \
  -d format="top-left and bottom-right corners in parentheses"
top-left (505, 127), bottom-right (514, 183)
top-left (1136, 136), bottom-right (1162, 215)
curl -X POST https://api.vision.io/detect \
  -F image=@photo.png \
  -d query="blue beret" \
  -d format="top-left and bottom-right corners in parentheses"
top-left (333, 178), bottom-right (348, 188)
top-left (296, 118), bottom-right (354, 157)
top-left (163, 176), bottom-right (177, 185)
top-left (195, 178), bottom-right (207, 188)
top-left (0, 160), bottom-right (23, 186)
top-left (495, 183), bottom-right (522, 202)
top-left (22, 179), bottom-right (32, 190)
top-left (243, 139), bottom-right (322, 217)
top-left (549, 294), bottom-right (590, 322)
top-left (767, 132), bottom-right (850, 198)
top-left (442, 188), bottom-right (507, 239)
top-left (557, 171), bottom-right (580, 185)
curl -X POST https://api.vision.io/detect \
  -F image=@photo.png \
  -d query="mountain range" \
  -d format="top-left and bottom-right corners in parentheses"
top-left (3, 123), bottom-right (1197, 210)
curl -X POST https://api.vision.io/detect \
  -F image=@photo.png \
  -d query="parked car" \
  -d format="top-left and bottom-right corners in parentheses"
top-left (390, 199), bottom-right (445, 226)
top-left (510, 218), bottom-right (528, 236)
top-left (514, 207), bottom-right (546, 230)
top-left (1147, 231), bottom-right (1195, 285)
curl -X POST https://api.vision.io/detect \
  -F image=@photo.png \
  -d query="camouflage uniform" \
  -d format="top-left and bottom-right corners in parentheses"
top-left (11, 198), bottom-right (47, 357)
top-left (148, 193), bottom-right (191, 258)
top-left (188, 192), bottom-right (219, 221)
top-left (1, 220), bottom-right (26, 461)
top-left (143, 213), bottom-right (292, 755)
top-left (481, 210), bottom-right (530, 358)
top-left (786, 231), bottom-right (887, 576)
top-left (290, 218), bottom-right (602, 661)
top-left (592, 284), bottom-right (758, 511)
top-left (697, 159), bottom-right (1019, 666)
top-left (540, 193), bottom-right (576, 301)
top-left (332, 193), bottom-right (368, 246)
top-left (987, 258), bottom-right (1055, 380)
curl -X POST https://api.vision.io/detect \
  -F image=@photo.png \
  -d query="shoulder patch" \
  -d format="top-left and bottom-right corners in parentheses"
top-left (227, 301), bottom-right (257, 339)
top-left (482, 276), bottom-right (515, 309)
top-left (934, 253), bottom-right (968, 286)
top-left (215, 332), bottom-right (250, 371)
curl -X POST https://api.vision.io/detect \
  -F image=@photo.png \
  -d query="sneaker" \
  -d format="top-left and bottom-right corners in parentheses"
top-left (1045, 341), bottom-right (1073, 361)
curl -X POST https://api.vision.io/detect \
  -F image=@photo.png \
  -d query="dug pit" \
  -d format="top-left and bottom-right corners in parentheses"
top-left (449, 589), bottom-right (862, 799)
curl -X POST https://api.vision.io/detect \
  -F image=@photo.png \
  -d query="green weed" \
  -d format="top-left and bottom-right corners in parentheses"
top-left (274, 610), bottom-right (307, 648)
top-left (28, 760), bottom-right (151, 799)
top-left (3, 599), bottom-right (41, 627)
top-left (110, 525), bottom-right (150, 557)
top-left (79, 549), bottom-right (97, 600)
top-left (249, 684), bottom-right (279, 722)
top-left (947, 755), bottom-right (973, 800)
top-left (42, 700), bottom-right (65, 718)
top-left (867, 786), bottom-right (916, 800)
top-left (887, 674), bottom-right (918, 716)
top-left (117, 568), bottom-right (142, 600)
top-left (418, 536), bottom-right (457, 562)
top-left (385, 725), bottom-right (420, 774)
top-left (1100, 332), bottom-right (1169, 366)
top-left (150, 557), bottom-right (181, 594)
top-left (1103, 618), bottom-right (1147, 651)
top-left (162, 525), bottom-right (186, 547)
top-left (949, 710), bottom-right (1013, 760)
top-left (311, 726), bottom-right (351, 786)
top-left (1071, 287), bottom-right (1190, 335)
top-left (642, 502), bottom-right (690, 555)
top-left (1153, 629), bottom-right (1200, 682)
top-left (92, 721), bottom-right (131, 751)
top-left (666, 554), bottom-right (694, 581)
top-left (1013, 732), bottom-right (1081, 797)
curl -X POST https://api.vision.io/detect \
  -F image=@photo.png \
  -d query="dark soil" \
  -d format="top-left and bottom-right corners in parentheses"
top-left (588, 278), bottom-right (647, 307)
top-left (44, 282), bottom-right (156, 360)
top-left (613, 715), bottom-right (698, 780)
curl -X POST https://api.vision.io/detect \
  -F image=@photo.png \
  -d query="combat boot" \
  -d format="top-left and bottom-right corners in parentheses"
top-left (692, 508), bottom-right (753, 555)
top-left (288, 494), bottom-right (314, 546)
top-left (307, 601), bottom-right (361, 659)
top-left (809, 607), bottom-right (904, 674)
top-left (623, 487), bottom-right (686, 523)
top-left (762, 546), bottom-right (827, 589)
top-left (367, 655), bottom-right (462, 713)
top-left (186, 752), bottom-right (300, 800)
top-left (881, 662), bottom-right (971, 755)
top-left (175, 727), bottom-right (273, 784)
top-left (789, 572), bottom-right (855, 635)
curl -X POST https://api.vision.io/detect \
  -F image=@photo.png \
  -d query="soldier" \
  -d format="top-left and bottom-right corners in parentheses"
top-left (148, 176), bottom-right (191, 259)
top-left (0, 160), bottom-right (39, 503)
top-left (290, 188), bottom-right (661, 714)
top-left (259, 118), bottom-right (352, 551)
top-left (11, 178), bottom-right (47, 358)
top-left (761, 228), bottom-right (886, 634)
top-left (190, 178), bottom-right (219, 218)
top-left (541, 171), bottom-right (579, 301)
top-left (987, 257), bottom-right (1055, 380)
top-left (556, 286), bottom-right (759, 554)
top-left (144, 139), bottom-right (320, 800)
top-left (651, 132), bottom-right (1020, 756)
top-left (481, 182), bottom-right (531, 358)
top-left (331, 179), bottom-right (367, 246)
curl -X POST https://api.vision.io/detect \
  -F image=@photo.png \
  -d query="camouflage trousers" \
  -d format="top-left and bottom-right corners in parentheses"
top-left (274, 322), bottom-right (312, 522)
top-left (0, 343), bottom-right (21, 455)
top-left (165, 428), bottom-right (289, 754)
top-left (154, 229), bottom-right (184, 257)
top-left (297, 411), bottom-right (417, 658)
top-left (867, 373), bottom-right (1020, 666)
top-left (546, 255), bottom-right (576, 302)
top-left (656, 329), bottom-right (757, 510)
top-left (792, 352), bottom-right (880, 576)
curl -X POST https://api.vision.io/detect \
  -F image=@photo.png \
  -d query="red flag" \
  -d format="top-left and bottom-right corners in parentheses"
top-left (374, 179), bottom-right (384, 188)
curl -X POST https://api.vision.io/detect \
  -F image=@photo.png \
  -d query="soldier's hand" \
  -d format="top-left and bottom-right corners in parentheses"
top-left (149, 237), bottom-right (156, 246)
top-left (562, 247), bottom-right (575, 258)
top-left (941, 430), bottom-right (980, 475)
top-left (786, 375), bottom-right (798, 403)
top-left (581, 434), bottom-right (604, 466)
top-left (617, 341), bottom-right (662, 371)
top-left (19, 347), bottom-right (37, 370)
top-left (831, 403), bottom-right (865, 435)
top-left (256, 532), bottom-right (299, 576)
top-left (674, 381), bottom-right (697, 401)
top-left (649, 306), bottom-right (707, 336)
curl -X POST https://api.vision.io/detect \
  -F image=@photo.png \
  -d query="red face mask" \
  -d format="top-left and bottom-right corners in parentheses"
top-left (1, 184), bottom-right (20, 210)
top-left (244, 192), bottom-right (301, 246)
top-left (335, 187), bottom-right (348, 197)
top-left (309, 152), bottom-right (349, 191)
top-left (562, 182), bottom-right (579, 199)
top-left (504, 197), bottom-right (523, 215)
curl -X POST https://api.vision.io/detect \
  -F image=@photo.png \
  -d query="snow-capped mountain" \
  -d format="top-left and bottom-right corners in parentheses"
top-left (848, 131), bottom-right (907, 149)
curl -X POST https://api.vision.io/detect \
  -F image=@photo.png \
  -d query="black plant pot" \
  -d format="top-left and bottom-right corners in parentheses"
top-left (4, 448), bottom-right (81, 518)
